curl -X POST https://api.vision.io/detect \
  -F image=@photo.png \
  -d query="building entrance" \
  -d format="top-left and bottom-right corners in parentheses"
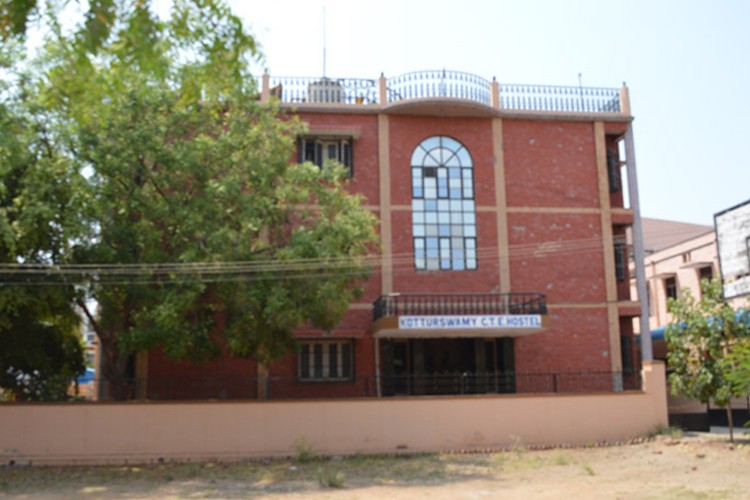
top-left (381, 337), bottom-right (515, 396)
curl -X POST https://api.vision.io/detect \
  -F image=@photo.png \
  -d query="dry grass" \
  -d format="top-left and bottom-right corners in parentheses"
top-left (1, 431), bottom-right (749, 499)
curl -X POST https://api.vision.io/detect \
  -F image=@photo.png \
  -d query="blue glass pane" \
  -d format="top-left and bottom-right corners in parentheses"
top-left (439, 225), bottom-right (450, 236)
top-left (427, 249), bottom-right (439, 258)
top-left (453, 259), bottom-right (465, 271)
top-left (411, 147), bottom-right (427, 166)
top-left (450, 189), bottom-right (461, 199)
top-left (412, 200), bottom-right (424, 211)
top-left (445, 153), bottom-right (460, 167)
top-left (465, 225), bottom-right (476, 237)
top-left (457, 148), bottom-right (472, 167)
top-left (423, 153), bottom-right (440, 167)
top-left (426, 238), bottom-right (439, 249)
top-left (437, 200), bottom-right (450, 211)
top-left (441, 136), bottom-right (461, 151)
top-left (441, 259), bottom-right (451, 269)
top-left (425, 212), bottom-right (437, 223)
top-left (438, 212), bottom-right (450, 223)
top-left (413, 212), bottom-right (425, 224)
top-left (421, 136), bottom-right (441, 151)
top-left (449, 168), bottom-right (460, 178)
top-left (413, 186), bottom-right (423, 198)
top-left (425, 200), bottom-right (437, 211)
top-left (413, 225), bottom-right (425, 236)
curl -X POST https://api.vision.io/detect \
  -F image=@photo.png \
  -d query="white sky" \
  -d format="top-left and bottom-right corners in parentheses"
top-left (233, 0), bottom-right (750, 226)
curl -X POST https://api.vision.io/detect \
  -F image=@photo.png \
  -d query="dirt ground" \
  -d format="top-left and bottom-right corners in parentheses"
top-left (1, 430), bottom-right (749, 499)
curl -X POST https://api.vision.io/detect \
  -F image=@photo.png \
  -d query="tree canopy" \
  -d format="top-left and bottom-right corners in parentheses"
top-left (1, 0), bottom-right (379, 400)
top-left (666, 278), bottom-right (750, 440)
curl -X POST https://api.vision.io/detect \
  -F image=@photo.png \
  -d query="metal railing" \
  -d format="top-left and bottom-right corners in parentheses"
top-left (386, 69), bottom-right (491, 104)
top-left (500, 83), bottom-right (621, 113)
top-left (268, 76), bottom-right (378, 104)
top-left (373, 292), bottom-right (547, 321)
top-left (265, 71), bottom-right (626, 114)
top-left (56, 370), bottom-right (640, 401)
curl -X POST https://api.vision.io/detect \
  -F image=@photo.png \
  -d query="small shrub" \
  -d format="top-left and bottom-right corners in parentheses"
top-left (292, 438), bottom-right (316, 463)
top-left (318, 470), bottom-right (345, 488)
top-left (646, 426), bottom-right (684, 440)
top-left (551, 451), bottom-right (573, 466)
top-left (582, 464), bottom-right (595, 476)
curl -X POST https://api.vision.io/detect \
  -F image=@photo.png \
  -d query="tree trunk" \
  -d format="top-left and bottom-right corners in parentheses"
top-left (727, 405), bottom-right (734, 443)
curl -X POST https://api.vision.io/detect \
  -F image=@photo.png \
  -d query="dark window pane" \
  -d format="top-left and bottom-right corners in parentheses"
top-left (329, 343), bottom-right (338, 378)
top-left (342, 342), bottom-right (352, 379)
top-left (313, 344), bottom-right (323, 379)
top-left (300, 344), bottom-right (310, 379)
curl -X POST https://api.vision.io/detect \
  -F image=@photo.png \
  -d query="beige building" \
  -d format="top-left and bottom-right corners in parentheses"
top-left (629, 217), bottom-right (748, 357)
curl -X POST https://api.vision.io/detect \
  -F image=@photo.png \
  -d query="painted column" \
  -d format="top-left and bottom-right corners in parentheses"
top-left (595, 121), bottom-right (623, 390)
top-left (491, 118), bottom-right (511, 292)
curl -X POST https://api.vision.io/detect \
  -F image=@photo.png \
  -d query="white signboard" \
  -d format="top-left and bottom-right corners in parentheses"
top-left (398, 315), bottom-right (542, 330)
top-left (715, 199), bottom-right (750, 298)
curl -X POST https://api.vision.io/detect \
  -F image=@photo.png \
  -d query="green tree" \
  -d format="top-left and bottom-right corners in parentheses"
top-left (666, 278), bottom-right (750, 441)
top-left (0, 41), bottom-right (86, 400)
top-left (13, 0), bottom-right (378, 399)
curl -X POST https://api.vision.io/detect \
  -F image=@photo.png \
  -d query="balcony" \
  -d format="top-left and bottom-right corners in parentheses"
top-left (262, 70), bottom-right (629, 115)
top-left (372, 292), bottom-right (549, 338)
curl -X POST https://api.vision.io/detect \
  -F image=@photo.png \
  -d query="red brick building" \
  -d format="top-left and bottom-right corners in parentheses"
top-left (143, 70), bottom-right (646, 400)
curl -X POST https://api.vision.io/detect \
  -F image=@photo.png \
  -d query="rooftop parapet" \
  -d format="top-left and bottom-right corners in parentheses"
top-left (262, 70), bottom-right (630, 115)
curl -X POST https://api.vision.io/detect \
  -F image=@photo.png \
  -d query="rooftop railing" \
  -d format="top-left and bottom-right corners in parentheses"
top-left (386, 69), bottom-right (491, 104)
top-left (262, 71), bottom-right (630, 115)
top-left (373, 292), bottom-right (547, 322)
top-left (268, 76), bottom-right (379, 105)
top-left (500, 83), bottom-right (621, 113)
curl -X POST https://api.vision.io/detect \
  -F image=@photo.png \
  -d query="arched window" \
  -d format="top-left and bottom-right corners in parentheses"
top-left (411, 136), bottom-right (477, 271)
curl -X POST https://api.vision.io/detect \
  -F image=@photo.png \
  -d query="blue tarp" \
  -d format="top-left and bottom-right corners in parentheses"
top-left (649, 309), bottom-right (749, 342)
top-left (76, 367), bottom-right (95, 385)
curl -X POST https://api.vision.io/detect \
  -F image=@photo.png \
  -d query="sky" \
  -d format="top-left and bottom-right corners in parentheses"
top-left (230, 0), bottom-right (750, 227)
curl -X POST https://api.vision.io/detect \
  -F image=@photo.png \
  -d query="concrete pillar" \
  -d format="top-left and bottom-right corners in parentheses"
top-left (261, 72), bottom-right (270, 103)
top-left (379, 73), bottom-right (387, 105)
top-left (490, 78), bottom-right (501, 110)
top-left (624, 123), bottom-right (652, 361)
top-left (619, 84), bottom-right (631, 115)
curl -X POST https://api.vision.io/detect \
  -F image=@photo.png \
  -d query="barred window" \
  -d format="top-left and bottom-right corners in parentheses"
top-left (411, 136), bottom-right (477, 271)
top-left (614, 243), bottom-right (627, 281)
top-left (298, 137), bottom-right (353, 176)
top-left (298, 340), bottom-right (353, 381)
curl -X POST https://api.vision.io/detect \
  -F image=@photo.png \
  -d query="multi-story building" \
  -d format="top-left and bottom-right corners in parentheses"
top-left (143, 70), bottom-right (647, 399)
top-left (630, 217), bottom-right (749, 355)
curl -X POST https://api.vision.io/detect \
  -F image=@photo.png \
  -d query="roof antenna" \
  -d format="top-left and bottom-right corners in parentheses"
top-left (322, 6), bottom-right (327, 78)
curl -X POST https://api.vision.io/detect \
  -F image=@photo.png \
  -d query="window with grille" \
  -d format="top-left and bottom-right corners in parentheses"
top-left (614, 243), bottom-right (627, 281)
top-left (298, 137), bottom-right (353, 176)
top-left (298, 340), bottom-right (354, 381)
top-left (411, 136), bottom-right (477, 271)
top-left (665, 277), bottom-right (678, 301)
